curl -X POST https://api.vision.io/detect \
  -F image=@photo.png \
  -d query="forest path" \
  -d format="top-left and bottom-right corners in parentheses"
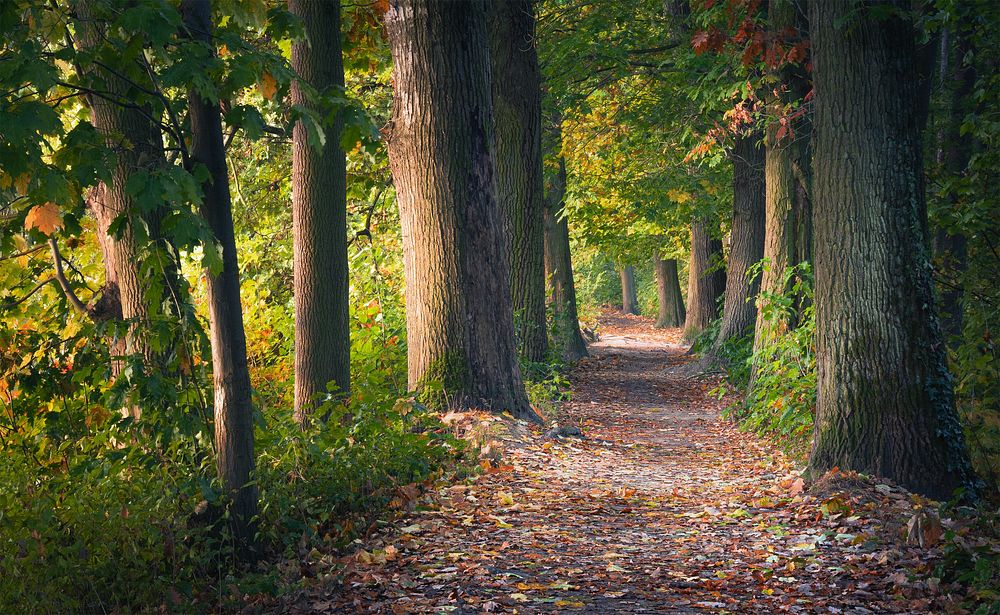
top-left (290, 310), bottom-right (943, 614)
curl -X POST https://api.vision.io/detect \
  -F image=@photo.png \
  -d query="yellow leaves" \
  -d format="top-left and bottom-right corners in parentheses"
top-left (24, 202), bottom-right (62, 235)
top-left (666, 188), bottom-right (694, 204)
top-left (497, 491), bottom-right (515, 506)
top-left (258, 71), bottom-right (278, 100)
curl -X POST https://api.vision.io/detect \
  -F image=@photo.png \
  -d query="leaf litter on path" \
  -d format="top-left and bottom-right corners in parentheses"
top-left (276, 309), bottom-right (986, 614)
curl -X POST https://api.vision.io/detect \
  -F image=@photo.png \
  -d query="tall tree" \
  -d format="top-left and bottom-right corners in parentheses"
top-left (73, 1), bottom-right (185, 394)
top-left (710, 132), bottom-right (765, 355)
top-left (932, 20), bottom-right (976, 343)
top-left (384, 0), bottom-right (538, 421)
top-left (490, 0), bottom-right (548, 362)
top-left (289, 0), bottom-right (350, 422)
top-left (654, 253), bottom-right (685, 328)
top-left (180, 0), bottom-right (258, 551)
top-left (682, 218), bottom-right (725, 341)
top-left (543, 147), bottom-right (588, 361)
top-left (750, 0), bottom-right (812, 387)
top-left (619, 264), bottom-right (639, 315)
top-left (807, 0), bottom-right (976, 500)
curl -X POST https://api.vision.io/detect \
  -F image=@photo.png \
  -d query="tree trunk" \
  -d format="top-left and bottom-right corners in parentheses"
top-left (290, 0), bottom-right (350, 422)
top-left (73, 1), bottom-right (184, 409)
top-left (654, 254), bottom-right (685, 328)
top-left (711, 133), bottom-right (766, 354)
top-left (932, 23), bottom-right (976, 343)
top-left (543, 151), bottom-right (588, 361)
top-left (683, 218), bottom-right (725, 341)
top-left (807, 0), bottom-right (976, 500)
top-left (619, 264), bottom-right (639, 315)
top-left (384, 0), bottom-right (537, 422)
top-left (181, 0), bottom-right (258, 552)
top-left (490, 0), bottom-right (548, 363)
top-left (751, 0), bottom-right (812, 385)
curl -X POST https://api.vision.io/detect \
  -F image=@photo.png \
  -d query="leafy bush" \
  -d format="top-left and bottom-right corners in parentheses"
top-left (0, 384), bottom-right (458, 614)
top-left (724, 263), bottom-right (815, 458)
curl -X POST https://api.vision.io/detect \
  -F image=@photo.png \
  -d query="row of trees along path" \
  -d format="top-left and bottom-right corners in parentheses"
top-left (280, 310), bottom-right (957, 614)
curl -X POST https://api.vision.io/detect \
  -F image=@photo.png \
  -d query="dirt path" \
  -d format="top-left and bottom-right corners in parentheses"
top-left (288, 311), bottom-right (949, 614)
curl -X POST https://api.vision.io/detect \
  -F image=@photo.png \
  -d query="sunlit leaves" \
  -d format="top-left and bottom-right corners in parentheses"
top-left (23, 202), bottom-right (61, 235)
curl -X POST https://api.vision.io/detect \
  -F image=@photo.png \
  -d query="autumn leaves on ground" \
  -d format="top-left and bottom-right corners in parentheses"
top-left (283, 311), bottom-right (962, 614)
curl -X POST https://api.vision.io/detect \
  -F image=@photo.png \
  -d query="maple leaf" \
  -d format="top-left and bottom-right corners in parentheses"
top-left (24, 202), bottom-right (62, 235)
top-left (691, 31), bottom-right (711, 55)
top-left (259, 71), bottom-right (278, 100)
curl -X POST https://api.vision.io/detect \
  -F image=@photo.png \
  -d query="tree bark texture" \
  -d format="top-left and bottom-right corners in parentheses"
top-left (807, 0), bottom-right (977, 500)
top-left (711, 133), bottom-right (766, 354)
top-left (683, 218), bottom-right (725, 341)
top-left (181, 0), bottom-right (258, 550)
top-left (290, 0), bottom-right (350, 422)
top-left (543, 153), bottom-right (588, 361)
top-left (619, 264), bottom-right (639, 315)
top-left (751, 0), bottom-right (812, 386)
top-left (74, 1), bottom-right (183, 385)
top-left (384, 0), bottom-right (536, 421)
top-left (489, 0), bottom-right (548, 362)
top-left (654, 254), bottom-right (685, 328)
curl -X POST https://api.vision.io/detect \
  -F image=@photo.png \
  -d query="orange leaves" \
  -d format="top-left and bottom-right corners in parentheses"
top-left (258, 71), bottom-right (277, 100)
top-left (24, 202), bottom-right (62, 235)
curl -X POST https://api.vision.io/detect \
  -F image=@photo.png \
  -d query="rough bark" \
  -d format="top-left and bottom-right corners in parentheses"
top-left (682, 218), bottom-right (725, 341)
top-left (619, 264), bottom-right (639, 315)
top-left (384, 0), bottom-right (537, 421)
top-left (654, 254), bottom-right (685, 328)
top-left (807, 0), bottom-right (977, 500)
top-left (543, 152), bottom-right (588, 361)
top-left (711, 132), bottom-right (766, 354)
top-left (181, 0), bottom-right (258, 552)
top-left (290, 0), bottom-right (350, 422)
top-left (73, 1), bottom-right (185, 410)
top-left (489, 0), bottom-right (548, 362)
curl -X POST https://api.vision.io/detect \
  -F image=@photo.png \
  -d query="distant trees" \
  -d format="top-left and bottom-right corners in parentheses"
top-left (290, 0), bottom-right (350, 422)
top-left (683, 219), bottom-right (725, 341)
top-left (384, 0), bottom-right (537, 421)
top-left (490, 0), bottom-right (548, 363)
top-left (618, 264), bottom-right (639, 315)
top-left (654, 253), bottom-right (685, 329)
top-left (807, 0), bottom-right (976, 499)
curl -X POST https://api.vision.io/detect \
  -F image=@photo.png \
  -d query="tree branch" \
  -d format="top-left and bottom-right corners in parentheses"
top-left (49, 237), bottom-right (89, 315)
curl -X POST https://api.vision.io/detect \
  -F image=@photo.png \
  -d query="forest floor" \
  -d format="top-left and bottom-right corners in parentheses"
top-left (279, 310), bottom-right (973, 614)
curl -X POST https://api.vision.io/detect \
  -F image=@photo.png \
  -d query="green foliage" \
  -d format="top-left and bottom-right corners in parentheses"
top-left (936, 502), bottom-right (1000, 613)
top-left (0, 390), bottom-right (457, 613)
top-left (725, 264), bottom-right (816, 458)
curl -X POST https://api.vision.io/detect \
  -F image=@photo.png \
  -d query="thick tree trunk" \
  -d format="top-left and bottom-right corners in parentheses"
top-left (543, 153), bottom-right (588, 361)
top-left (181, 0), bottom-right (258, 552)
top-left (619, 265), bottom-right (639, 315)
top-left (751, 0), bottom-right (812, 385)
top-left (384, 0), bottom-right (537, 421)
top-left (654, 254), bottom-right (685, 328)
top-left (290, 0), bottom-right (350, 422)
top-left (711, 133), bottom-right (765, 354)
top-left (807, 0), bottom-right (976, 500)
top-left (490, 0), bottom-right (548, 363)
top-left (683, 218), bottom-right (725, 341)
top-left (74, 1), bottom-right (184, 409)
